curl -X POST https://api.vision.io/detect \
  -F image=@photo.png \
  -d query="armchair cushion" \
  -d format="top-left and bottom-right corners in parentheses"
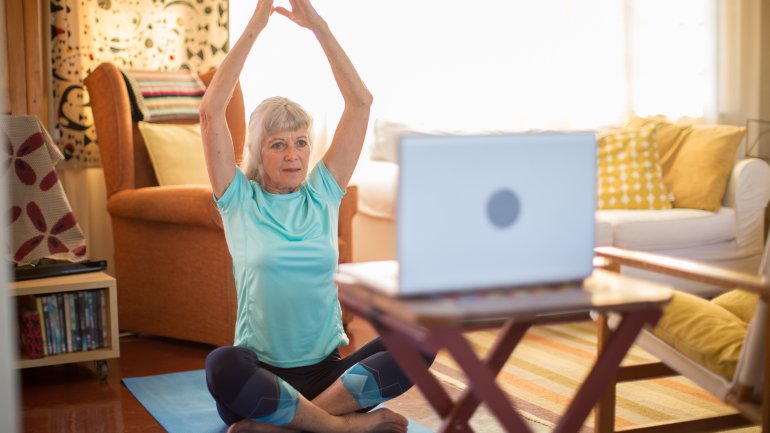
top-left (121, 68), bottom-right (206, 121)
top-left (651, 290), bottom-right (747, 379)
top-left (137, 122), bottom-right (209, 186)
top-left (711, 289), bottom-right (759, 323)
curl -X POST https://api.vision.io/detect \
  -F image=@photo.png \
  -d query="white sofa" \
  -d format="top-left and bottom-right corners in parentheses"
top-left (349, 126), bottom-right (770, 297)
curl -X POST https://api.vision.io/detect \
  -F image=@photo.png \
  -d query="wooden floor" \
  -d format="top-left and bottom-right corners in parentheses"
top-left (19, 318), bottom-right (378, 433)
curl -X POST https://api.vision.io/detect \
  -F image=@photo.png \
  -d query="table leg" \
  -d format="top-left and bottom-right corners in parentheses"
top-left (553, 310), bottom-right (662, 433)
top-left (594, 313), bottom-right (616, 433)
top-left (435, 328), bottom-right (534, 433)
top-left (439, 319), bottom-right (530, 432)
top-left (371, 320), bottom-right (456, 418)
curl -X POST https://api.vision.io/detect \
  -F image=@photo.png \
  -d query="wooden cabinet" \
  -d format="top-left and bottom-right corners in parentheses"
top-left (11, 272), bottom-right (119, 378)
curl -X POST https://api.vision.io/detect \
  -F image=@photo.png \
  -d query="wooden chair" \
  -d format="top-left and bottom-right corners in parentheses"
top-left (593, 245), bottom-right (769, 433)
top-left (85, 63), bottom-right (357, 346)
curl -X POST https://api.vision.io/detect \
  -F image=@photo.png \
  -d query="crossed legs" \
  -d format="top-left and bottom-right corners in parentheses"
top-left (206, 338), bottom-right (435, 433)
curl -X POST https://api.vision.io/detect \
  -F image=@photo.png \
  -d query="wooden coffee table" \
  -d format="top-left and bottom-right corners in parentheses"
top-left (335, 268), bottom-right (673, 433)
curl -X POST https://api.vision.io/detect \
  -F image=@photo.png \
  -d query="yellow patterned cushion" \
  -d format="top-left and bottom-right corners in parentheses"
top-left (624, 116), bottom-right (691, 158)
top-left (652, 291), bottom-right (746, 379)
top-left (137, 122), bottom-right (210, 186)
top-left (596, 126), bottom-right (673, 209)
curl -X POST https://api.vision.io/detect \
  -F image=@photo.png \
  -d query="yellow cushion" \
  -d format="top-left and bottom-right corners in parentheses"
top-left (624, 116), bottom-right (691, 159)
top-left (664, 124), bottom-right (744, 211)
top-left (137, 122), bottom-right (210, 186)
top-left (651, 290), bottom-right (746, 379)
top-left (711, 289), bottom-right (759, 323)
top-left (596, 125), bottom-right (673, 210)
top-left (624, 117), bottom-right (744, 211)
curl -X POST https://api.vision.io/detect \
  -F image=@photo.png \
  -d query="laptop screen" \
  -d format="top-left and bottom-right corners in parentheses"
top-left (396, 132), bottom-right (597, 296)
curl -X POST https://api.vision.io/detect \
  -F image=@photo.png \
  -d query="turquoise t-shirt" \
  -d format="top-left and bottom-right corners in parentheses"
top-left (215, 161), bottom-right (349, 368)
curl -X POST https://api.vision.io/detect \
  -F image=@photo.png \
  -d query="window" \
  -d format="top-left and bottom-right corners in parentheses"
top-left (230, 0), bottom-right (717, 137)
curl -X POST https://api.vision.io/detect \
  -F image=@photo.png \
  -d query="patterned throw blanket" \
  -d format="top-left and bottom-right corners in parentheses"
top-left (2, 115), bottom-right (87, 265)
top-left (120, 68), bottom-right (206, 122)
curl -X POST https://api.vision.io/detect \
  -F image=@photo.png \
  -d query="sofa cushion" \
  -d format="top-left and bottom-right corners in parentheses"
top-left (137, 122), bottom-right (210, 186)
top-left (652, 290), bottom-right (746, 380)
top-left (370, 119), bottom-right (514, 163)
top-left (595, 220), bottom-right (613, 246)
top-left (370, 119), bottom-right (451, 163)
top-left (625, 117), bottom-right (744, 212)
top-left (665, 124), bottom-right (744, 211)
top-left (596, 126), bottom-right (673, 210)
top-left (596, 207), bottom-right (736, 250)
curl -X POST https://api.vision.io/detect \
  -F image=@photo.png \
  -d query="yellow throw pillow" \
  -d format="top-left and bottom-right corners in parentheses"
top-left (624, 116), bottom-right (691, 160)
top-left (711, 289), bottom-right (759, 323)
top-left (596, 126), bottom-right (673, 210)
top-left (652, 290), bottom-right (747, 379)
top-left (137, 122), bottom-right (210, 186)
top-left (663, 124), bottom-right (744, 211)
top-left (624, 116), bottom-right (744, 211)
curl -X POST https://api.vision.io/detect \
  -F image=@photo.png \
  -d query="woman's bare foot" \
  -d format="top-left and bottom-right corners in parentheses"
top-left (226, 418), bottom-right (297, 433)
top-left (343, 408), bottom-right (409, 433)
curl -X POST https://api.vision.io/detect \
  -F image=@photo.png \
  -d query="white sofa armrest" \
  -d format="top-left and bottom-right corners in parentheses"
top-left (350, 160), bottom-right (399, 220)
top-left (722, 158), bottom-right (770, 251)
top-left (723, 158), bottom-right (770, 210)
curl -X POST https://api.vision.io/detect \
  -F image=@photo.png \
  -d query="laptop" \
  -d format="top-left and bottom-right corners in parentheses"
top-left (338, 131), bottom-right (597, 297)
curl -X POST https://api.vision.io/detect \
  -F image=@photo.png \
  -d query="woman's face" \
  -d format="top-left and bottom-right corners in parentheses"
top-left (260, 128), bottom-right (311, 194)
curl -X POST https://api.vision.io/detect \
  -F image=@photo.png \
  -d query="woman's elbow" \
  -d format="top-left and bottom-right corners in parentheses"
top-left (360, 90), bottom-right (374, 108)
top-left (198, 98), bottom-right (216, 119)
top-left (198, 98), bottom-right (226, 126)
top-left (350, 90), bottom-right (373, 110)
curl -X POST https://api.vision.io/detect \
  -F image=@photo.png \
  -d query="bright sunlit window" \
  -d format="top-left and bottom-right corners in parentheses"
top-left (230, 0), bottom-right (716, 141)
top-left (627, 0), bottom-right (716, 121)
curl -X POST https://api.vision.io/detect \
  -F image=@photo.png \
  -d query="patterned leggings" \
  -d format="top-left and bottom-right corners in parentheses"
top-left (205, 338), bottom-right (435, 427)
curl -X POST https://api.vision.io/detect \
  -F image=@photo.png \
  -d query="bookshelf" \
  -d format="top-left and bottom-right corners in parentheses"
top-left (11, 272), bottom-right (119, 379)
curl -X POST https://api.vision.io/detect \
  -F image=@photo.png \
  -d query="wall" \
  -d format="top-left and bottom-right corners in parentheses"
top-left (0, 0), bottom-right (9, 114)
top-left (762, 2), bottom-right (770, 120)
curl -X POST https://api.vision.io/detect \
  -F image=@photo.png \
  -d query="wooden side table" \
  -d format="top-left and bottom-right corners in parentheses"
top-left (335, 268), bottom-right (673, 433)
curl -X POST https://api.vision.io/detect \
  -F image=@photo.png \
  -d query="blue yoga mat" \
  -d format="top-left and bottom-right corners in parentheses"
top-left (123, 369), bottom-right (432, 433)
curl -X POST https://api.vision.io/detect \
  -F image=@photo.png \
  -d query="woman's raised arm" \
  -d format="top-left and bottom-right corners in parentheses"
top-left (275, 0), bottom-right (373, 189)
top-left (200, 0), bottom-right (274, 198)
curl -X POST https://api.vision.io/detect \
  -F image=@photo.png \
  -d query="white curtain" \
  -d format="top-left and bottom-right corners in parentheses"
top-left (229, 0), bottom-right (756, 158)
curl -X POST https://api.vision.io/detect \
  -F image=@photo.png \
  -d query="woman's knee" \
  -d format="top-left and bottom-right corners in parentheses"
top-left (205, 346), bottom-right (299, 426)
top-left (340, 350), bottom-right (415, 407)
top-left (205, 346), bottom-right (258, 397)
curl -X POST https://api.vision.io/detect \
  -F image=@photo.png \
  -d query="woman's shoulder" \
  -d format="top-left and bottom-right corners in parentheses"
top-left (305, 161), bottom-right (344, 201)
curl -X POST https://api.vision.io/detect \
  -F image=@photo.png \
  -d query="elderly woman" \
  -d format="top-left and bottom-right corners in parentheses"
top-left (199, 1), bottom-right (432, 432)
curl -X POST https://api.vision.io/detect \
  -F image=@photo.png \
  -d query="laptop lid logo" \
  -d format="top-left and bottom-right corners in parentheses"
top-left (487, 189), bottom-right (520, 229)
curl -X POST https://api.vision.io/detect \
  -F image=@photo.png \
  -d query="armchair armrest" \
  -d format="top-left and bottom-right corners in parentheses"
top-left (595, 246), bottom-right (770, 298)
top-left (338, 185), bottom-right (358, 264)
top-left (107, 186), bottom-right (223, 229)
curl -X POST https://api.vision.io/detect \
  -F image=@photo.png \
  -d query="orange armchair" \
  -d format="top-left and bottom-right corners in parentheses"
top-left (85, 63), bottom-right (357, 346)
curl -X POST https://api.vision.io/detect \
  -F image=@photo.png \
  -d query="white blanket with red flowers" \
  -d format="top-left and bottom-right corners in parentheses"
top-left (2, 115), bottom-right (87, 265)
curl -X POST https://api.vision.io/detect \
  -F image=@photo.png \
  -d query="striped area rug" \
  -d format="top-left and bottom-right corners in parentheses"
top-left (396, 322), bottom-right (759, 433)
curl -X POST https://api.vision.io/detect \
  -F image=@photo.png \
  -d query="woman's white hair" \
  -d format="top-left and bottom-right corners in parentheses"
top-left (241, 96), bottom-right (313, 185)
